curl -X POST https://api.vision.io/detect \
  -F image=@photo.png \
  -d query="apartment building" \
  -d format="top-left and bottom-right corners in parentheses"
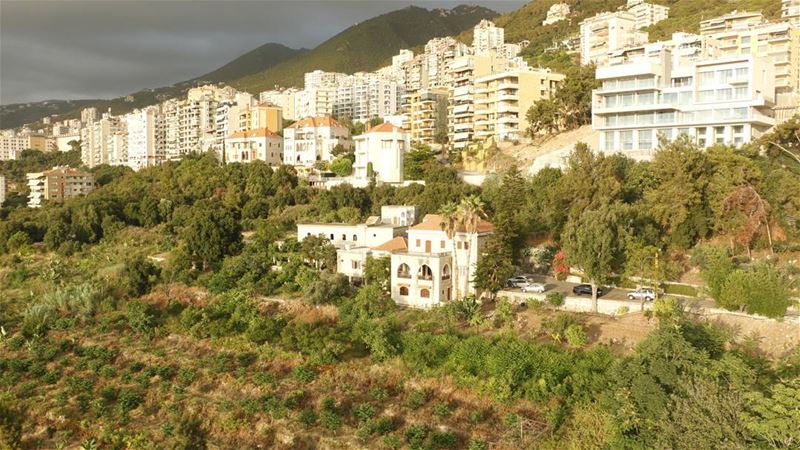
top-left (785, 0), bottom-right (800, 23)
top-left (580, 11), bottom-right (649, 65)
top-left (164, 95), bottom-right (218, 160)
top-left (473, 20), bottom-right (505, 55)
top-left (297, 211), bottom-right (409, 251)
top-left (705, 20), bottom-right (800, 120)
top-left (699, 11), bottom-right (765, 36)
top-left (214, 92), bottom-right (255, 158)
top-left (543, 3), bottom-right (570, 26)
top-left (473, 67), bottom-right (565, 143)
top-left (26, 167), bottom-right (95, 208)
top-left (332, 73), bottom-right (403, 123)
top-left (593, 44), bottom-right (776, 160)
top-left (107, 130), bottom-right (128, 166)
top-left (0, 132), bottom-right (49, 160)
top-left (283, 116), bottom-right (352, 166)
top-left (223, 128), bottom-right (283, 165)
top-left (352, 122), bottom-right (409, 184)
top-left (628, 1), bottom-right (670, 30)
top-left (390, 213), bottom-right (494, 308)
top-left (237, 103), bottom-right (283, 134)
top-left (260, 88), bottom-right (299, 121)
top-left (402, 89), bottom-right (449, 145)
top-left (81, 113), bottom-right (123, 168)
top-left (126, 105), bottom-right (165, 171)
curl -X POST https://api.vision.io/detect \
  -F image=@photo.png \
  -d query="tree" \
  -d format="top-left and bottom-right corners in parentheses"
top-left (439, 202), bottom-right (460, 297)
top-left (364, 255), bottom-right (390, 289)
top-left (0, 399), bottom-right (24, 450)
top-left (180, 201), bottom-right (242, 270)
top-left (561, 206), bottom-right (626, 312)
top-left (329, 157), bottom-right (353, 177)
top-left (743, 379), bottom-right (800, 448)
top-left (720, 184), bottom-right (774, 258)
top-left (526, 98), bottom-right (559, 136)
top-left (695, 244), bottom-right (734, 301)
top-left (718, 263), bottom-right (791, 318)
top-left (457, 195), bottom-right (486, 299)
top-left (404, 146), bottom-right (436, 180)
top-left (474, 236), bottom-right (514, 300)
top-left (757, 115), bottom-right (800, 165)
top-left (121, 256), bottom-right (161, 297)
top-left (300, 235), bottom-right (336, 271)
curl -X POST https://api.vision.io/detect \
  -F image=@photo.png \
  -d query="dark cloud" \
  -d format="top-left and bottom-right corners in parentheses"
top-left (0, 0), bottom-right (527, 104)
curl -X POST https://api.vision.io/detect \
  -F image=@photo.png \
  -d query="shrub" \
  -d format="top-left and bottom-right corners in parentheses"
top-left (541, 313), bottom-right (581, 342)
top-left (292, 364), bottom-right (316, 383)
top-left (565, 324), bottom-right (588, 348)
top-left (546, 291), bottom-right (565, 307)
top-left (405, 424), bottom-right (429, 448)
top-left (353, 403), bottom-right (376, 423)
top-left (616, 306), bottom-right (630, 316)
top-left (382, 434), bottom-right (402, 449)
top-left (494, 298), bottom-right (513, 328)
top-left (431, 431), bottom-right (458, 448)
top-left (298, 409), bottom-right (317, 428)
top-left (433, 401), bottom-right (451, 418)
top-left (126, 300), bottom-right (157, 336)
top-left (171, 412), bottom-right (207, 450)
top-left (405, 389), bottom-right (429, 410)
top-left (0, 400), bottom-right (24, 449)
top-left (468, 439), bottom-right (488, 450)
top-left (320, 410), bottom-right (341, 432)
top-left (116, 389), bottom-right (144, 415)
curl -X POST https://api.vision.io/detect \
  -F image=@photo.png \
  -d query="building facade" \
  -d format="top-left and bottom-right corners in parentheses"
top-left (543, 3), bottom-right (570, 26)
top-left (283, 116), bottom-right (352, 166)
top-left (352, 122), bottom-right (409, 184)
top-left (580, 11), bottom-right (649, 65)
top-left (125, 106), bottom-right (165, 171)
top-left (223, 128), bottom-right (283, 165)
top-left (26, 167), bottom-right (95, 208)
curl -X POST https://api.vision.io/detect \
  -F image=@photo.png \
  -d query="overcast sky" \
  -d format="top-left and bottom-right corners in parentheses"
top-left (0, 0), bottom-right (527, 105)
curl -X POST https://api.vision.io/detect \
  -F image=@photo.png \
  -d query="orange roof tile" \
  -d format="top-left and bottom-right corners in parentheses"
top-left (226, 128), bottom-right (281, 139)
top-left (409, 214), bottom-right (494, 233)
top-left (372, 236), bottom-right (407, 252)
top-left (366, 122), bottom-right (403, 133)
top-left (286, 116), bottom-right (345, 129)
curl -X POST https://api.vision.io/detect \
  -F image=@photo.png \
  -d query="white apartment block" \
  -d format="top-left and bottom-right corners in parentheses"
top-left (223, 128), bottom-right (283, 165)
top-left (593, 46), bottom-right (776, 160)
top-left (543, 3), bottom-right (570, 26)
top-left (704, 20), bottom-right (800, 120)
top-left (473, 20), bottom-right (505, 56)
top-left (332, 73), bottom-right (403, 123)
top-left (260, 88), bottom-right (299, 121)
top-left (107, 130), bottom-right (128, 167)
top-left (785, 0), bottom-right (800, 23)
top-left (473, 67), bottom-right (565, 143)
top-left (163, 95), bottom-right (217, 161)
top-left (352, 122), bottom-right (409, 184)
top-left (580, 11), bottom-right (650, 65)
top-left (627, 2), bottom-right (670, 30)
top-left (699, 11), bottom-right (765, 36)
top-left (80, 113), bottom-right (123, 168)
top-left (126, 106), bottom-right (165, 171)
top-left (283, 116), bottom-right (352, 166)
top-left (390, 214), bottom-right (494, 308)
top-left (0, 133), bottom-right (25, 161)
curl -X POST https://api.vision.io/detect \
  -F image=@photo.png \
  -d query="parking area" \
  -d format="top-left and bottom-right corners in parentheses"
top-left (505, 274), bottom-right (642, 301)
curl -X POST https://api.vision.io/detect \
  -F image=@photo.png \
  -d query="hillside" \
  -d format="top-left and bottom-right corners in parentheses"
top-left (232, 5), bottom-right (498, 93)
top-left (0, 44), bottom-right (304, 130)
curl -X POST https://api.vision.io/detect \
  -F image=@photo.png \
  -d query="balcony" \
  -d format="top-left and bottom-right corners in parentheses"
top-left (397, 271), bottom-right (412, 279)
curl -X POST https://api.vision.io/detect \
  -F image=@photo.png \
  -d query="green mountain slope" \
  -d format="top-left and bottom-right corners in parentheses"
top-left (1, 44), bottom-right (304, 129)
top-left (232, 5), bottom-right (498, 93)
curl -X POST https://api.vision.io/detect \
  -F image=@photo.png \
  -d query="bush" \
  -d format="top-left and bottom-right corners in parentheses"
top-left (431, 431), bottom-right (458, 448)
top-left (468, 439), bottom-right (488, 450)
top-left (405, 424), bottom-right (429, 448)
top-left (432, 402), bottom-right (451, 418)
top-left (126, 300), bottom-right (157, 336)
top-left (565, 324), bottom-right (588, 348)
top-left (298, 409), bottom-right (317, 428)
top-left (405, 389), bottom-right (429, 410)
top-left (0, 400), bottom-right (24, 449)
top-left (546, 291), bottom-right (565, 307)
top-left (616, 306), bottom-right (630, 316)
top-left (541, 313), bottom-right (581, 342)
top-left (116, 389), bottom-right (144, 415)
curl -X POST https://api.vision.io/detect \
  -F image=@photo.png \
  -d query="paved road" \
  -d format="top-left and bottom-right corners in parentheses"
top-left (508, 274), bottom-right (645, 301)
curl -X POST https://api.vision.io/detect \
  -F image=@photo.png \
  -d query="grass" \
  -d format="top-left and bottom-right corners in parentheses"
top-left (663, 283), bottom-right (699, 297)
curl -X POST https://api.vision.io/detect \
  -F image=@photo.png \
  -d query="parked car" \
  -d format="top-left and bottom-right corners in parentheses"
top-left (507, 276), bottom-right (529, 287)
top-left (627, 288), bottom-right (656, 301)
top-left (521, 282), bottom-right (546, 293)
top-left (572, 284), bottom-right (604, 296)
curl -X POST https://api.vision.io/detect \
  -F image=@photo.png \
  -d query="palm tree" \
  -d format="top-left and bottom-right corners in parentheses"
top-left (457, 195), bottom-right (486, 299)
top-left (439, 202), bottom-right (459, 300)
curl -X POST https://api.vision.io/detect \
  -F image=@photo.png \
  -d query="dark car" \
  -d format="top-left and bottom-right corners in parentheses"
top-left (572, 284), bottom-right (604, 296)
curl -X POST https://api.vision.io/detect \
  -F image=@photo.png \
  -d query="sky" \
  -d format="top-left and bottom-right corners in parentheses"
top-left (0, 0), bottom-right (527, 105)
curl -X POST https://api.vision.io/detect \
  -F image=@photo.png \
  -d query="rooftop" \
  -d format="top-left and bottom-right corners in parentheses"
top-left (226, 128), bottom-right (281, 139)
top-left (286, 116), bottom-right (345, 129)
top-left (372, 236), bottom-right (408, 252)
top-left (409, 214), bottom-right (494, 234)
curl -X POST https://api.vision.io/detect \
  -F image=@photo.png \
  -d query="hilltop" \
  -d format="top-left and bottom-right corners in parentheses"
top-left (0, 43), bottom-right (304, 129)
top-left (232, 5), bottom-right (498, 93)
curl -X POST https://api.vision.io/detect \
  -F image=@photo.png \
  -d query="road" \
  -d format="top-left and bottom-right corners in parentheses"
top-left (506, 274), bottom-right (646, 301)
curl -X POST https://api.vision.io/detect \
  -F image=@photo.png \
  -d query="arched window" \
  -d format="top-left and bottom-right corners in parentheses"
top-left (352, 234), bottom-right (358, 241)
top-left (418, 265), bottom-right (433, 280)
top-left (420, 288), bottom-right (430, 298)
top-left (399, 286), bottom-right (409, 295)
top-left (397, 263), bottom-right (411, 278)
top-left (442, 264), bottom-right (451, 280)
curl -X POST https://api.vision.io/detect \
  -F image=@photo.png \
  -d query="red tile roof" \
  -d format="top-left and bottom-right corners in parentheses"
top-left (226, 128), bottom-right (281, 139)
top-left (409, 214), bottom-right (494, 233)
top-left (286, 116), bottom-right (345, 129)
top-left (366, 122), bottom-right (403, 133)
top-left (371, 236), bottom-right (408, 252)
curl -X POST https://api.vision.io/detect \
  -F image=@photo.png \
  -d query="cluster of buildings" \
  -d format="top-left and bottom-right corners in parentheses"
top-left (588, 7), bottom-right (800, 159)
top-left (297, 205), bottom-right (495, 308)
top-left (26, 166), bottom-right (95, 208)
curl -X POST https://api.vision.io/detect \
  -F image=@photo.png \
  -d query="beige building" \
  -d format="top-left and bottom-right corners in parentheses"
top-left (223, 128), bottom-right (283, 165)
top-left (402, 89), bottom-right (449, 145)
top-left (580, 11), bottom-right (649, 65)
top-left (0, 175), bottom-right (6, 206)
top-left (80, 114), bottom-right (123, 168)
top-left (27, 166), bottom-right (95, 208)
top-left (0, 132), bottom-right (50, 160)
top-left (543, 3), bottom-right (570, 26)
top-left (473, 68), bottom-right (565, 143)
top-left (628, 2), bottom-right (670, 30)
top-left (126, 106), bottom-right (165, 171)
top-left (238, 103), bottom-right (283, 134)
top-left (283, 116), bottom-right (352, 166)
top-left (785, 0), bottom-right (800, 23)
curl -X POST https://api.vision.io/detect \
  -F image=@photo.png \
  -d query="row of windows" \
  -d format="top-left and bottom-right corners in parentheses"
top-left (603, 108), bottom-right (750, 127)
top-left (396, 263), bottom-right (451, 280)
top-left (698, 67), bottom-right (749, 87)
top-left (397, 286), bottom-right (451, 300)
top-left (604, 125), bottom-right (747, 150)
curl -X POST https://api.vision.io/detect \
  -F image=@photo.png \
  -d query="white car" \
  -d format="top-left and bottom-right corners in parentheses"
top-left (507, 276), bottom-right (530, 287)
top-left (521, 282), bottom-right (546, 293)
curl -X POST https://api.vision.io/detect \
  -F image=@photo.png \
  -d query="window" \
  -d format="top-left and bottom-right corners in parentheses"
top-left (638, 130), bottom-right (653, 150)
top-left (463, 242), bottom-right (469, 250)
top-left (621, 131), bottom-right (634, 150)
top-left (330, 234), bottom-right (334, 240)
top-left (442, 264), bottom-right (451, 280)
top-left (342, 234), bottom-right (346, 241)
top-left (399, 286), bottom-right (409, 296)
top-left (352, 234), bottom-right (357, 241)
top-left (352, 261), bottom-right (360, 269)
top-left (440, 240), bottom-right (445, 249)
top-left (420, 288), bottom-right (430, 298)
top-left (604, 132), bottom-right (615, 150)
top-left (418, 265), bottom-right (433, 280)
top-left (696, 128), bottom-right (707, 147)
top-left (457, 242), bottom-right (462, 249)
top-left (415, 239), bottom-right (420, 248)
top-left (715, 126), bottom-right (726, 144)
top-left (397, 263), bottom-right (411, 278)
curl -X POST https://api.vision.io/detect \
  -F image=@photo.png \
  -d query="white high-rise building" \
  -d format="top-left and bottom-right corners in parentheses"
top-left (592, 38), bottom-right (776, 160)
top-left (784, 0), bottom-right (800, 23)
top-left (627, 2), bottom-right (670, 29)
top-left (473, 20), bottom-right (505, 55)
top-left (81, 113), bottom-right (123, 168)
top-left (126, 106), bottom-right (165, 171)
top-left (544, 3), bottom-right (570, 26)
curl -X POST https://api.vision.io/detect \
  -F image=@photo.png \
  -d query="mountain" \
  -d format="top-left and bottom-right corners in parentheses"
top-left (231, 5), bottom-right (498, 93)
top-left (0, 43), bottom-right (304, 130)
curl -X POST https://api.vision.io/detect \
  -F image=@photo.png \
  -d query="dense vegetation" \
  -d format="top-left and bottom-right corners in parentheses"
top-left (1, 118), bottom-right (799, 448)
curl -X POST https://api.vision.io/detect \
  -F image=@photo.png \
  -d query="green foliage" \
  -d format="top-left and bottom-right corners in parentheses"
top-left (170, 412), bottom-right (208, 450)
top-left (742, 379), bottom-right (800, 448)
top-left (541, 313), bottom-right (581, 343)
top-left (404, 146), bottom-right (437, 180)
top-left (565, 324), bottom-right (588, 349)
top-left (718, 264), bottom-right (791, 318)
top-left (0, 399), bottom-right (24, 450)
top-left (179, 200), bottom-right (242, 270)
top-left (474, 237), bottom-right (515, 298)
top-left (121, 256), bottom-right (161, 297)
top-left (127, 300), bottom-right (157, 337)
top-left (329, 157), bottom-right (354, 177)
top-left (545, 291), bottom-right (564, 307)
